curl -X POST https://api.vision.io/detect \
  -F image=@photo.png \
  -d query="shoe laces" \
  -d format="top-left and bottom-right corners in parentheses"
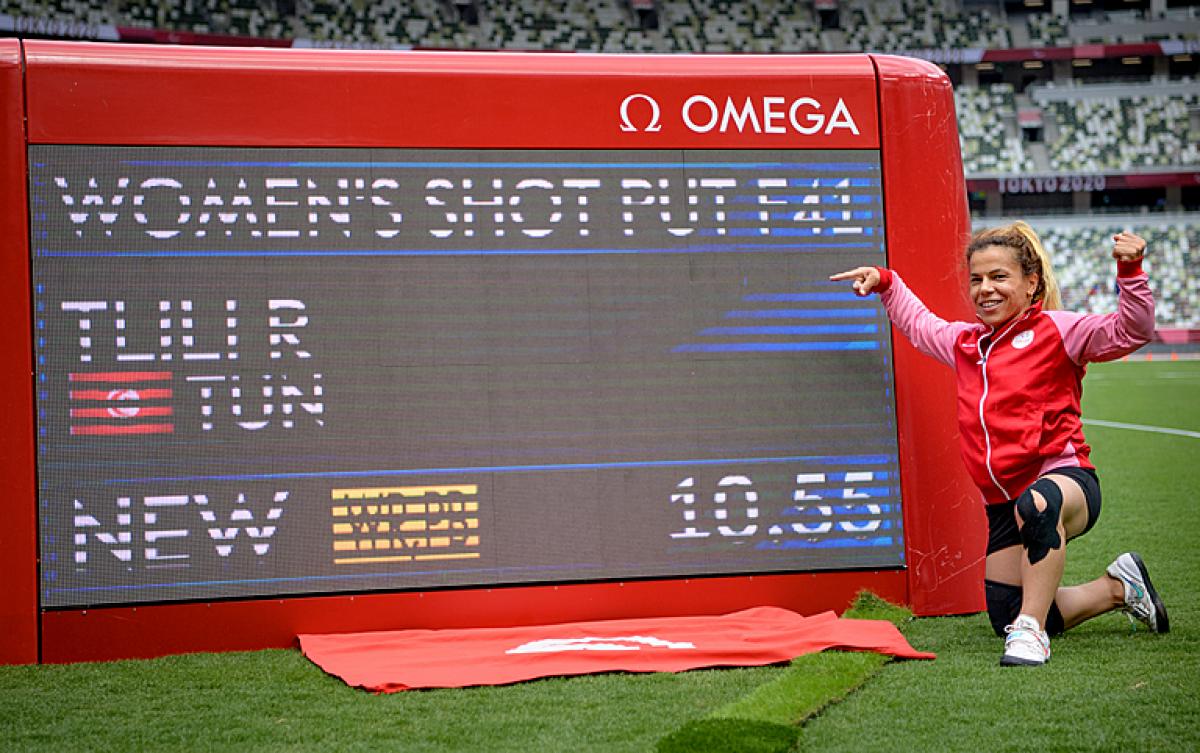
top-left (1004, 621), bottom-right (1049, 652)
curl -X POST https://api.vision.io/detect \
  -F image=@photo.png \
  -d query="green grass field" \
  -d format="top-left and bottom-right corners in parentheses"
top-left (2, 360), bottom-right (1197, 753)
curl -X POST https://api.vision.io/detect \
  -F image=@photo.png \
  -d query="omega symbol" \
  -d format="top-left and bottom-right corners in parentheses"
top-left (619, 93), bottom-right (662, 133)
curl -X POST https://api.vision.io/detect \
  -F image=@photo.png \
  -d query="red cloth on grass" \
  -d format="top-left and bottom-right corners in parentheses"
top-left (299, 606), bottom-right (934, 692)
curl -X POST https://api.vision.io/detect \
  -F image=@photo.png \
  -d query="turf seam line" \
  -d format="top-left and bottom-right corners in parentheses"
top-left (708, 651), bottom-right (889, 726)
top-left (655, 593), bottom-right (917, 753)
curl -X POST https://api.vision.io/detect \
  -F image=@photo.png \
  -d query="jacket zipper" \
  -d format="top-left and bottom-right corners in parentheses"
top-left (977, 311), bottom-right (1034, 501)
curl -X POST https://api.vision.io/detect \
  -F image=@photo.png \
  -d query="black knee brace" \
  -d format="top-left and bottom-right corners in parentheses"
top-left (984, 580), bottom-right (1065, 636)
top-left (1015, 478), bottom-right (1063, 566)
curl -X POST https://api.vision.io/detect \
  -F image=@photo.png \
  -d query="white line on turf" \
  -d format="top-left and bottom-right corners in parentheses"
top-left (1083, 418), bottom-right (1200, 440)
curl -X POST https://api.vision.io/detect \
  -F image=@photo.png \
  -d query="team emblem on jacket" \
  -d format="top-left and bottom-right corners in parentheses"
top-left (1012, 330), bottom-right (1035, 349)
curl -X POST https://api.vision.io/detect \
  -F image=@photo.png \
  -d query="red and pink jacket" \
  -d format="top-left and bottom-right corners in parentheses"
top-left (875, 261), bottom-right (1154, 505)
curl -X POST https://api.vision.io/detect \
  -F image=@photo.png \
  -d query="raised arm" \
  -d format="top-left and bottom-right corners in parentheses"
top-left (830, 266), bottom-right (971, 367)
top-left (1046, 232), bottom-right (1155, 364)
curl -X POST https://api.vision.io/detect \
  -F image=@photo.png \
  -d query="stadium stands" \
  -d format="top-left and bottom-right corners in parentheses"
top-left (955, 82), bottom-right (1035, 175)
top-left (297, 0), bottom-right (471, 47)
top-left (838, 0), bottom-right (1010, 53)
top-left (1023, 12), bottom-right (1071, 49)
top-left (3, 0), bottom-right (1198, 327)
top-left (1033, 83), bottom-right (1200, 172)
top-left (4, 0), bottom-right (1199, 50)
top-left (1051, 5), bottom-right (1200, 46)
top-left (1032, 219), bottom-right (1199, 327)
top-left (656, 1), bottom-right (822, 54)
top-left (119, 0), bottom-right (287, 38)
top-left (480, 0), bottom-right (650, 52)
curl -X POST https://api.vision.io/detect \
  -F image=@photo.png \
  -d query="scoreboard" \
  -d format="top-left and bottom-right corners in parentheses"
top-left (1, 43), bottom-right (980, 662)
top-left (34, 147), bottom-right (901, 606)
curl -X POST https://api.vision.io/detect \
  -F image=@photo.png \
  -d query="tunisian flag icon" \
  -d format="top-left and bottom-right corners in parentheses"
top-left (300, 606), bottom-right (934, 692)
top-left (68, 371), bottom-right (174, 436)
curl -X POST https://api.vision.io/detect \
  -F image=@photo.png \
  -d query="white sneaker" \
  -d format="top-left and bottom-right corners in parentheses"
top-left (1000, 614), bottom-right (1050, 666)
top-left (1107, 552), bottom-right (1169, 634)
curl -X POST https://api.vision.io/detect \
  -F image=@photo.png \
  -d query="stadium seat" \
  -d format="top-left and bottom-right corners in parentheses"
top-left (955, 83), bottom-right (1035, 175)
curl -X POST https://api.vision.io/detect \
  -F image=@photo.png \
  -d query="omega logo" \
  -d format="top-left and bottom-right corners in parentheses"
top-left (619, 93), bottom-right (662, 132)
top-left (620, 93), bottom-right (860, 136)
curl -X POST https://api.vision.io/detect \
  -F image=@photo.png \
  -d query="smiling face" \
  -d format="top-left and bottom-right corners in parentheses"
top-left (968, 245), bottom-right (1039, 327)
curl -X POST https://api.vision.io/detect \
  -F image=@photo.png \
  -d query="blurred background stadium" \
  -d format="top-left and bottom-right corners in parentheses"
top-left (3, 0), bottom-right (1198, 345)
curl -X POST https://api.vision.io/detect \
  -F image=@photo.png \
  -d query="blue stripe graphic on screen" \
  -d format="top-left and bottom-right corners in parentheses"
top-left (782, 492), bottom-right (894, 506)
top-left (36, 242), bottom-right (880, 258)
top-left (699, 325), bottom-right (878, 335)
top-left (724, 308), bottom-right (876, 318)
top-left (755, 210), bottom-right (874, 220)
top-left (109, 454), bottom-right (899, 485)
top-left (726, 209), bottom-right (875, 220)
top-left (119, 160), bottom-right (883, 170)
top-left (757, 537), bottom-right (894, 550)
top-left (711, 228), bottom-right (873, 237)
top-left (673, 342), bottom-right (878, 353)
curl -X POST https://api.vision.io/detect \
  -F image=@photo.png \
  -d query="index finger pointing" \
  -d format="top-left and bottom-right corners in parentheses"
top-left (829, 269), bottom-right (863, 281)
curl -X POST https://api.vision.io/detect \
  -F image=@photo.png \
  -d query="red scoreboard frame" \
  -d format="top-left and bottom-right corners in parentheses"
top-left (0, 40), bottom-right (980, 664)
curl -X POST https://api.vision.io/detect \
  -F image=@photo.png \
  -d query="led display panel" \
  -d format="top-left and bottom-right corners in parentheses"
top-left (32, 146), bottom-right (902, 607)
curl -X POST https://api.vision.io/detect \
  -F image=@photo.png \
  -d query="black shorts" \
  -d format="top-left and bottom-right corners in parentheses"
top-left (985, 466), bottom-right (1101, 556)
